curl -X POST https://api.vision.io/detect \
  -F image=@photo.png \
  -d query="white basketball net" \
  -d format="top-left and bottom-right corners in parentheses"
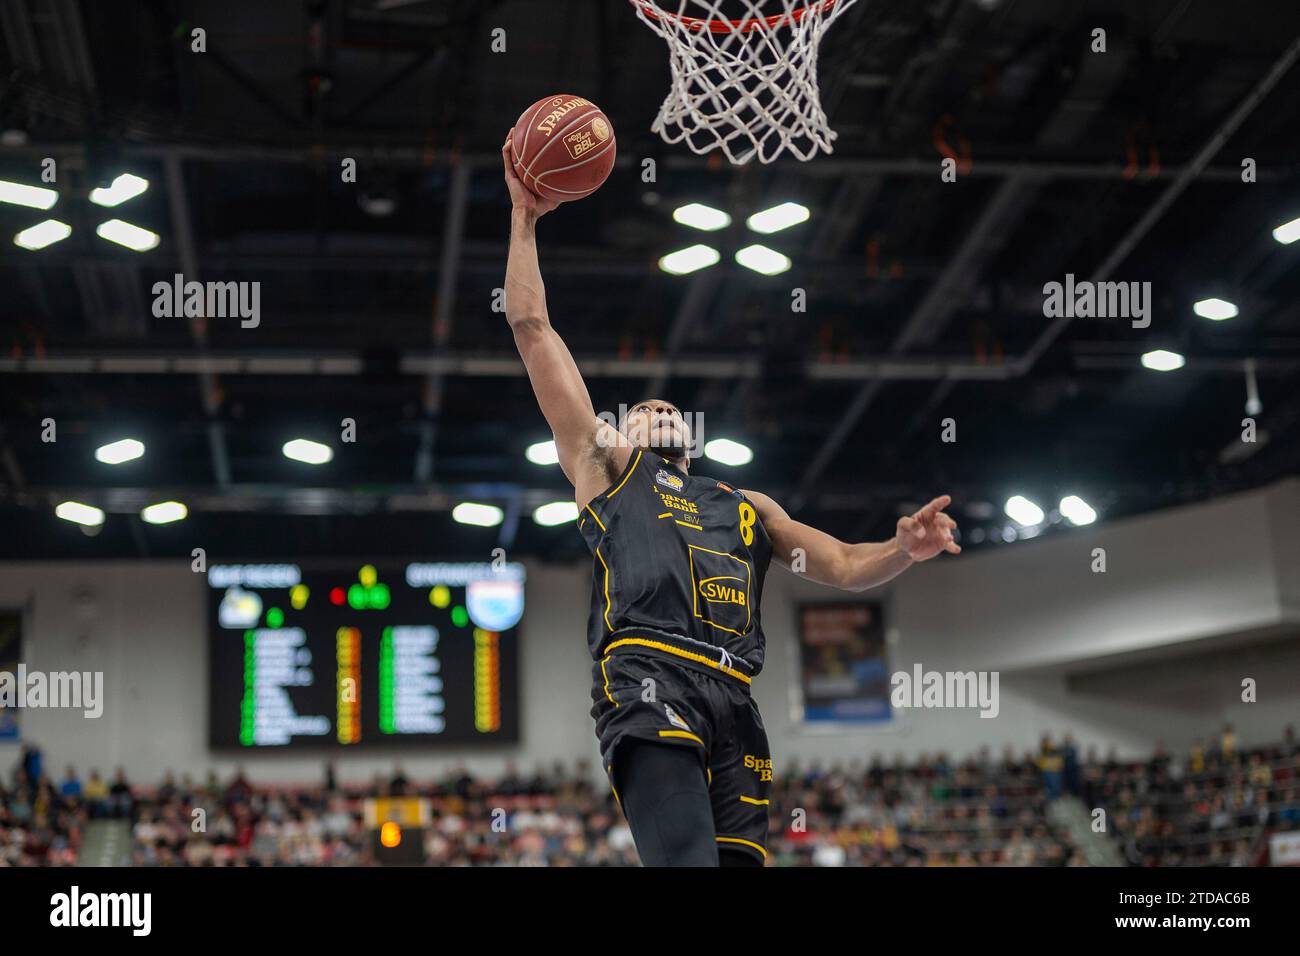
top-left (628, 0), bottom-right (860, 165)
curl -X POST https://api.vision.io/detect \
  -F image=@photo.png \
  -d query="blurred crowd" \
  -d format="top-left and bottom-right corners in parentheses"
top-left (1086, 723), bottom-right (1300, 866)
top-left (2, 724), bottom-right (1296, 867)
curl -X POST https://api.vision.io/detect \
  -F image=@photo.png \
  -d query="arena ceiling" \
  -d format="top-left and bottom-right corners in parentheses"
top-left (1, 0), bottom-right (1299, 561)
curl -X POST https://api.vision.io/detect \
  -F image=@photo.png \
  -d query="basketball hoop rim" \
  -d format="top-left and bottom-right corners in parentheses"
top-left (629, 0), bottom-right (839, 34)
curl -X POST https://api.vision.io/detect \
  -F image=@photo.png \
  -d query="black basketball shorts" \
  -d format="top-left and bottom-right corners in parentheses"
top-left (590, 639), bottom-right (773, 863)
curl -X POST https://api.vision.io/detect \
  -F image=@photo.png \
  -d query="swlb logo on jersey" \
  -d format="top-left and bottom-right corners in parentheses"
top-left (663, 703), bottom-right (691, 732)
top-left (655, 468), bottom-right (685, 491)
top-left (698, 576), bottom-right (748, 608)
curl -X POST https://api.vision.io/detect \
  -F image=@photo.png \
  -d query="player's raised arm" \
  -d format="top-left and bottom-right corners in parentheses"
top-left (742, 490), bottom-right (960, 591)
top-left (501, 134), bottom-right (628, 499)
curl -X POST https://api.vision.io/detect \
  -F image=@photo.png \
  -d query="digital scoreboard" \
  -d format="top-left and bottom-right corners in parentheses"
top-left (208, 562), bottom-right (522, 748)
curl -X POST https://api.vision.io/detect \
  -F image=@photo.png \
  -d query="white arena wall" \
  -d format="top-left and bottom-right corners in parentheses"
top-left (2, 478), bottom-right (1296, 784)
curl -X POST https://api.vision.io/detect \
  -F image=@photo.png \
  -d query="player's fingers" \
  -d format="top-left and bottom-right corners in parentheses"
top-left (944, 540), bottom-right (962, 554)
top-left (898, 515), bottom-right (925, 540)
top-left (916, 495), bottom-right (951, 520)
top-left (937, 513), bottom-right (957, 531)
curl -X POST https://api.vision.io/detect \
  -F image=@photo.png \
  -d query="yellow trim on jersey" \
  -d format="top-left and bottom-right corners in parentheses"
top-left (658, 729), bottom-right (705, 747)
top-left (604, 637), bottom-right (752, 685)
top-left (707, 768), bottom-right (712, 786)
top-left (600, 656), bottom-right (618, 707)
top-left (606, 449), bottom-right (642, 499)
top-left (657, 512), bottom-right (672, 519)
top-left (607, 766), bottom-right (621, 807)
top-left (675, 520), bottom-right (702, 531)
top-left (584, 504), bottom-right (606, 532)
top-left (716, 836), bottom-right (767, 859)
top-left (739, 796), bottom-right (769, 806)
top-left (594, 546), bottom-right (614, 632)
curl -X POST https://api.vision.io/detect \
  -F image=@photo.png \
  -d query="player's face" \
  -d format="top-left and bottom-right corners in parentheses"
top-left (625, 399), bottom-right (690, 456)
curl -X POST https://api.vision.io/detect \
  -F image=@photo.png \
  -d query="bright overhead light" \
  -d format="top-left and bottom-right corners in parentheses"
top-left (1004, 495), bottom-right (1044, 527)
top-left (95, 438), bottom-right (145, 464)
top-left (283, 438), bottom-right (333, 464)
top-left (735, 244), bottom-right (791, 275)
top-left (658, 244), bottom-right (720, 275)
top-left (452, 502), bottom-right (504, 527)
top-left (704, 438), bottom-right (753, 466)
top-left (533, 500), bottom-right (579, 527)
top-left (141, 501), bottom-right (187, 525)
top-left (96, 219), bottom-right (159, 252)
top-left (525, 440), bottom-right (559, 465)
top-left (746, 202), bottom-right (810, 234)
top-left (673, 203), bottom-right (731, 231)
top-left (1193, 298), bottom-right (1238, 321)
top-left (0, 179), bottom-right (58, 210)
top-left (89, 173), bottom-right (149, 207)
top-left (56, 501), bottom-right (105, 527)
top-left (14, 219), bottom-right (71, 250)
top-left (1273, 216), bottom-right (1300, 245)
top-left (1058, 495), bottom-right (1097, 526)
top-left (1141, 349), bottom-right (1185, 371)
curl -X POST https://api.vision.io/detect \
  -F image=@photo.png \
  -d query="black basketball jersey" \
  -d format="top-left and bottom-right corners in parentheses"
top-left (577, 448), bottom-right (774, 674)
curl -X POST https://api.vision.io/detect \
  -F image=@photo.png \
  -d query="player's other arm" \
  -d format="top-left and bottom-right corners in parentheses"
top-left (742, 490), bottom-right (960, 591)
top-left (501, 136), bottom-right (629, 496)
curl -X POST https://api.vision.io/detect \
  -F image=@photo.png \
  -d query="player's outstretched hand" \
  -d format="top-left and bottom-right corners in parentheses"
top-left (503, 130), bottom-right (560, 218)
top-left (895, 495), bottom-right (961, 561)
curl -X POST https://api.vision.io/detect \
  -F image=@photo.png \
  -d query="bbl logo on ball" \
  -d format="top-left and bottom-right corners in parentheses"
top-left (563, 119), bottom-right (606, 159)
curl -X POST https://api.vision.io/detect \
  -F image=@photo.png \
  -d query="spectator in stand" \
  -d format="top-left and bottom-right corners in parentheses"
top-left (58, 766), bottom-right (81, 800)
top-left (1278, 789), bottom-right (1300, 828)
top-left (1149, 740), bottom-right (1170, 774)
top-left (83, 769), bottom-right (109, 819)
top-left (224, 766), bottom-right (253, 805)
top-left (1061, 735), bottom-right (1080, 797)
top-left (1219, 723), bottom-right (1237, 761)
top-left (1037, 736), bottom-right (1064, 800)
top-left (390, 764), bottom-right (410, 796)
top-left (20, 744), bottom-right (43, 788)
top-left (1189, 738), bottom-right (1205, 774)
top-left (108, 767), bottom-right (133, 818)
top-left (157, 771), bottom-right (178, 804)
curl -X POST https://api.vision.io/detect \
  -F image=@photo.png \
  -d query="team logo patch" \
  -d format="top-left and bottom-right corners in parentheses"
top-left (698, 576), bottom-right (748, 608)
top-left (655, 468), bottom-right (685, 491)
top-left (664, 703), bottom-right (691, 731)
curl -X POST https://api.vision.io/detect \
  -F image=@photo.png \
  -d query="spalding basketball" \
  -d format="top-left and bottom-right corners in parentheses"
top-left (510, 94), bottom-right (616, 203)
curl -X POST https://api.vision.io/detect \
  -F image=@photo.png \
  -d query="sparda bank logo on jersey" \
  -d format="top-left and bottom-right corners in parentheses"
top-left (698, 576), bottom-right (747, 607)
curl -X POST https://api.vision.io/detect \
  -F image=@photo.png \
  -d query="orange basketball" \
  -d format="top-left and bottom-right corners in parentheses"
top-left (510, 94), bottom-right (616, 203)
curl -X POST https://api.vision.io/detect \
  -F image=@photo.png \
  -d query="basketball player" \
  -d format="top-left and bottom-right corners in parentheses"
top-left (501, 136), bottom-right (960, 866)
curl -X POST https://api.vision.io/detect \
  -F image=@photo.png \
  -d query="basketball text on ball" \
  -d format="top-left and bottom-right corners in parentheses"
top-left (536, 96), bottom-right (591, 136)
